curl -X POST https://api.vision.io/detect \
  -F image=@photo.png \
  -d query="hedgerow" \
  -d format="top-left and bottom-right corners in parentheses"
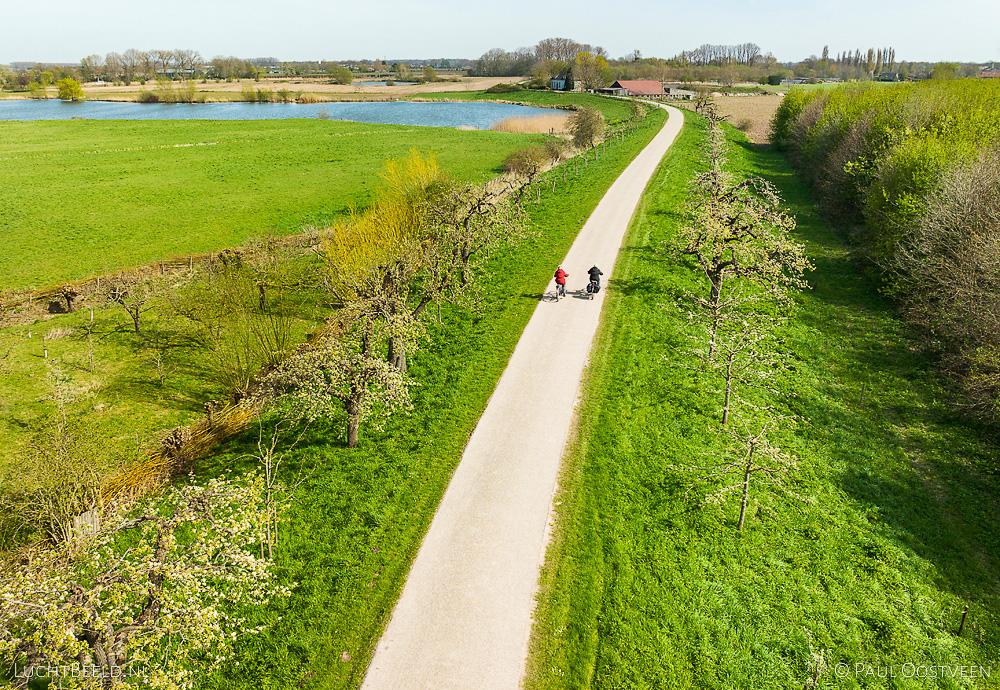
top-left (771, 79), bottom-right (1000, 419)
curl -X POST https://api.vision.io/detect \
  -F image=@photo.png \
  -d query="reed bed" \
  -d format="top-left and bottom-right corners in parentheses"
top-left (490, 113), bottom-right (570, 134)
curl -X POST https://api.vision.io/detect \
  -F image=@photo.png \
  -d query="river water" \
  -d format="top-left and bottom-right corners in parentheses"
top-left (0, 99), bottom-right (551, 129)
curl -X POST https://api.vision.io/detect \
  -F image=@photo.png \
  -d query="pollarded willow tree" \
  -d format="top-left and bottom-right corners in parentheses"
top-left (320, 151), bottom-right (445, 374)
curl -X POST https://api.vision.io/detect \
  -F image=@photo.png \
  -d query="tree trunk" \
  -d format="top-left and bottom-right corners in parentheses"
top-left (387, 337), bottom-right (407, 374)
top-left (722, 355), bottom-right (734, 425)
top-left (258, 284), bottom-right (267, 312)
top-left (131, 311), bottom-right (141, 335)
top-left (707, 274), bottom-right (722, 359)
top-left (346, 399), bottom-right (361, 448)
top-left (737, 447), bottom-right (754, 531)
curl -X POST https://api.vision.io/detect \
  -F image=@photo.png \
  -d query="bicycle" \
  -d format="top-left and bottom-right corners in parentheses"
top-left (586, 280), bottom-right (600, 300)
top-left (554, 281), bottom-right (566, 301)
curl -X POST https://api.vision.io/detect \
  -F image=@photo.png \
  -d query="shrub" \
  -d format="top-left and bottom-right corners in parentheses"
top-left (568, 107), bottom-right (605, 149)
top-left (502, 145), bottom-right (550, 178)
top-left (137, 90), bottom-right (159, 103)
top-left (485, 83), bottom-right (524, 94)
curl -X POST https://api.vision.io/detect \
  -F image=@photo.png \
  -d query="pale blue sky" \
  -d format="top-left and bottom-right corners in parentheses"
top-left (2, 0), bottom-right (996, 65)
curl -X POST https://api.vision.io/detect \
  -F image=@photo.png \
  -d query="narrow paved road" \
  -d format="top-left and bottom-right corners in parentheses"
top-left (362, 104), bottom-right (683, 689)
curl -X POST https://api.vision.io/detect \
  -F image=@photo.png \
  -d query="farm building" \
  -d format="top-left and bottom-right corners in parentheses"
top-left (663, 84), bottom-right (696, 99)
top-left (603, 80), bottom-right (667, 98)
top-left (981, 70), bottom-right (1000, 79)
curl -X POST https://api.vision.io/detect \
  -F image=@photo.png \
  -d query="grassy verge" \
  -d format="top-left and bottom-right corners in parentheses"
top-left (525, 111), bottom-right (1000, 688)
top-left (0, 119), bottom-right (538, 291)
top-left (129, 107), bottom-right (668, 688)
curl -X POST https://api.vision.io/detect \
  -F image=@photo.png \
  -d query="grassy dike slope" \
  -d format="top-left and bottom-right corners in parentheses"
top-left (0, 119), bottom-right (536, 291)
top-left (526, 112), bottom-right (1000, 688)
top-left (193, 109), bottom-right (668, 689)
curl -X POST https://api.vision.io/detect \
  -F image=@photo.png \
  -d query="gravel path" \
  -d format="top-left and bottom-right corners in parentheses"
top-left (362, 103), bottom-right (684, 690)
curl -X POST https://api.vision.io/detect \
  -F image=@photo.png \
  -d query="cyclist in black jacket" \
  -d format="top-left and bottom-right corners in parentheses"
top-left (587, 265), bottom-right (603, 289)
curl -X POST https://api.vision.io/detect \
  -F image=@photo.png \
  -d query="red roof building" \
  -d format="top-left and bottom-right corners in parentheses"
top-left (607, 80), bottom-right (667, 97)
top-left (981, 70), bottom-right (1000, 79)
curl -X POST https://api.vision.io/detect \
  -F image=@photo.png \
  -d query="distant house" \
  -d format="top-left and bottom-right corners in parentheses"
top-left (878, 72), bottom-right (899, 82)
top-left (550, 72), bottom-right (570, 91)
top-left (981, 70), bottom-right (1000, 79)
top-left (605, 80), bottom-right (666, 98)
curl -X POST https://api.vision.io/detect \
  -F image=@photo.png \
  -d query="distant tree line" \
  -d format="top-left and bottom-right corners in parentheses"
top-left (1, 39), bottom-right (992, 94)
top-left (0, 51), bottom-right (470, 91)
top-left (468, 37), bottom-right (608, 78)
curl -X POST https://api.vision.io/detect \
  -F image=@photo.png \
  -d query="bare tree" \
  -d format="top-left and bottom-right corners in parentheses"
top-left (104, 271), bottom-right (161, 335)
top-left (242, 413), bottom-right (315, 559)
top-left (675, 415), bottom-right (804, 531)
top-left (679, 299), bottom-right (790, 424)
top-left (534, 37), bottom-right (583, 61)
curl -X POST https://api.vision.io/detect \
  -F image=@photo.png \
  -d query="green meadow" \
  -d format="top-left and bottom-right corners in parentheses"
top-left (0, 118), bottom-right (536, 291)
top-left (526, 111), bottom-right (1000, 688)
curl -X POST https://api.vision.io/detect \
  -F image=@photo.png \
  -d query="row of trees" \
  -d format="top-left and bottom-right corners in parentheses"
top-left (673, 43), bottom-right (764, 67)
top-left (258, 152), bottom-right (531, 446)
top-left (672, 102), bottom-right (811, 530)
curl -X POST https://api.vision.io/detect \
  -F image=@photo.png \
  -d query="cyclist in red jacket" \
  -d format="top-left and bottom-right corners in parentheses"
top-left (553, 266), bottom-right (569, 299)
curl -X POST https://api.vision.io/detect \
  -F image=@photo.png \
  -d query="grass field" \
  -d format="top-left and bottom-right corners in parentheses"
top-left (525, 111), bottom-right (1000, 688)
top-left (0, 106), bottom-right (668, 687)
top-left (0, 119), bottom-right (537, 291)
